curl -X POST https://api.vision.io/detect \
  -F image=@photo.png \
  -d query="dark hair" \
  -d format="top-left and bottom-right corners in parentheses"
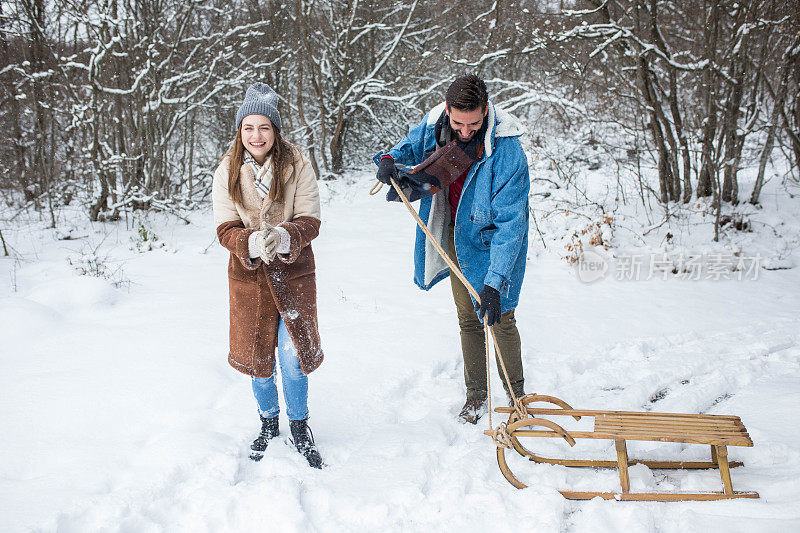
top-left (445, 75), bottom-right (488, 112)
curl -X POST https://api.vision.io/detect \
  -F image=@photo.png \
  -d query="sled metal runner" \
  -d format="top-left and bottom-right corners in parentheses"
top-left (486, 393), bottom-right (759, 501)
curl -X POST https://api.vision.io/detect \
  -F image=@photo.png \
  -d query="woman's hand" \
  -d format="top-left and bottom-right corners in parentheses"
top-left (248, 226), bottom-right (281, 264)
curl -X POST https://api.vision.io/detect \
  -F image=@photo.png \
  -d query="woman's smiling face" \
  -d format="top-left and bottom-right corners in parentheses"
top-left (240, 115), bottom-right (275, 164)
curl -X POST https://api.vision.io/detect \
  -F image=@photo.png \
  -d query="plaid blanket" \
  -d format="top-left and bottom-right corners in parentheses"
top-left (386, 112), bottom-right (486, 202)
top-left (386, 125), bottom-right (483, 203)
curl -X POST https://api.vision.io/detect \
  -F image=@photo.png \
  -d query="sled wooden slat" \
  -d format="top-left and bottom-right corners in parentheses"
top-left (511, 429), bottom-right (750, 446)
top-left (494, 406), bottom-right (742, 421)
top-left (489, 393), bottom-right (759, 501)
top-left (592, 421), bottom-right (747, 433)
top-left (595, 425), bottom-right (750, 438)
top-left (595, 427), bottom-right (749, 437)
top-left (595, 415), bottom-right (747, 427)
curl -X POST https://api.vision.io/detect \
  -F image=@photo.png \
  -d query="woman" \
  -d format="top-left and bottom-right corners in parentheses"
top-left (212, 83), bottom-right (323, 468)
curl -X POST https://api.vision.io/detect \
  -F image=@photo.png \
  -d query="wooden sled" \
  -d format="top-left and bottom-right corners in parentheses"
top-left (485, 394), bottom-right (759, 501)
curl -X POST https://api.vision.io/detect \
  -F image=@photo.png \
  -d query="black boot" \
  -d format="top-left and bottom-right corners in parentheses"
top-left (250, 415), bottom-right (279, 461)
top-left (289, 418), bottom-right (323, 469)
top-left (458, 397), bottom-right (487, 424)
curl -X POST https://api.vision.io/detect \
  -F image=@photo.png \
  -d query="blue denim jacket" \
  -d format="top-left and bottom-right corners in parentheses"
top-left (374, 101), bottom-right (529, 312)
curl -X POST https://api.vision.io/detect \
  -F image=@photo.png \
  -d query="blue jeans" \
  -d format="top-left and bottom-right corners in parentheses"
top-left (251, 318), bottom-right (309, 421)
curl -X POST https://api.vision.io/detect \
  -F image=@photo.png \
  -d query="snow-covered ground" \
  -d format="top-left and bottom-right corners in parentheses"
top-left (1, 170), bottom-right (799, 532)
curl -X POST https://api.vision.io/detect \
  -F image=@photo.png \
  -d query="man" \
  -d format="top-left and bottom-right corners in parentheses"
top-left (374, 75), bottom-right (529, 424)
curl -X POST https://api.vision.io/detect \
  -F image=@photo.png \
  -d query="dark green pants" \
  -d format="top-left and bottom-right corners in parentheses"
top-left (448, 223), bottom-right (525, 401)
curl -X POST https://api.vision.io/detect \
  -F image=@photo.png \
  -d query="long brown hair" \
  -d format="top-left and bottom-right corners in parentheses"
top-left (224, 123), bottom-right (298, 205)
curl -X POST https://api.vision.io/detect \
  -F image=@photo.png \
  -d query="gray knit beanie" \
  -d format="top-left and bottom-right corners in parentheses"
top-left (236, 83), bottom-right (282, 132)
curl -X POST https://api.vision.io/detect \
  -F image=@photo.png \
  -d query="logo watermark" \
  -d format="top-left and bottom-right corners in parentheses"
top-left (575, 250), bottom-right (763, 282)
top-left (576, 246), bottom-right (609, 283)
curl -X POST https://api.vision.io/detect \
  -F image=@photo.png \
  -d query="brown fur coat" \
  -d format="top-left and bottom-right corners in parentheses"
top-left (212, 148), bottom-right (323, 377)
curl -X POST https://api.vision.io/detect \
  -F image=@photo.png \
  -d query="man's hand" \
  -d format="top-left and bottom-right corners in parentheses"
top-left (376, 156), bottom-right (398, 185)
top-left (475, 284), bottom-right (501, 326)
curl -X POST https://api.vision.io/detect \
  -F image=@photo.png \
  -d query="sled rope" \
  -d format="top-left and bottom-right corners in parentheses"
top-left (485, 322), bottom-right (493, 428)
top-left (369, 180), bottom-right (384, 196)
top-left (379, 177), bottom-right (521, 430)
top-left (490, 421), bottom-right (514, 449)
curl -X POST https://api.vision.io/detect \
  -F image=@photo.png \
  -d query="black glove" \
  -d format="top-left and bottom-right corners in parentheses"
top-left (434, 110), bottom-right (454, 147)
top-left (475, 284), bottom-right (502, 326)
top-left (376, 156), bottom-right (398, 185)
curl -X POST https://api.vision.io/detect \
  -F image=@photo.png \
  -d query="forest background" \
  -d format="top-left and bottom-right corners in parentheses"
top-left (1, 0), bottom-right (798, 242)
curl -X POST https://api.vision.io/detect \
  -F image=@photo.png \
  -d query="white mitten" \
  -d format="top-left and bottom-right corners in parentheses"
top-left (257, 223), bottom-right (281, 264)
top-left (248, 227), bottom-right (280, 263)
top-left (248, 230), bottom-right (265, 259)
top-left (276, 226), bottom-right (290, 254)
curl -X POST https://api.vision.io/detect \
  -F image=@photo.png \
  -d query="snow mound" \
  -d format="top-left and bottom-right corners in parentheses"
top-left (0, 297), bottom-right (63, 338)
top-left (24, 275), bottom-right (119, 315)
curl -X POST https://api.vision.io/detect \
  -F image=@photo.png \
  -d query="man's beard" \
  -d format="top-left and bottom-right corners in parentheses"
top-left (456, 130), bottom-right (476, 142)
